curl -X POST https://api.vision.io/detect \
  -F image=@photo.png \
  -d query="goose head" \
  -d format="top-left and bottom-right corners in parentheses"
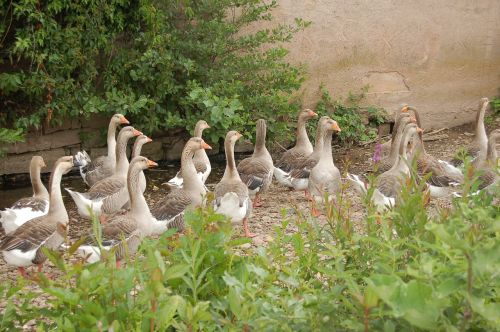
top-left (299, 109), bottom-right (318, 121)
top-left (31, 156), bottom-right (47, 170)
top-left (186, 137), bottom-right (212, 153)
top-left (226, 130), bottom-right (243, 144)
top-left (111, 113), bottom-right (130, 126)
top-left (58, 155), bottom-right (81, 174)
top-left (131, 156), bottom-right (158, 171)
top-left (119, 126), bottom-right (142, 141)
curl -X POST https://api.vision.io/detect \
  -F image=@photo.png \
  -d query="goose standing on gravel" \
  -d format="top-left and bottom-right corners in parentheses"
top-left (348, 123), bottom-right (421, 211)
top-left (74, 156), bottom-right (158, 265)
top-left (150, 138), bottom-right (212, 232)
top-left (214, 131), bottom-right (254, 237)
top-left (66, 126), bottom-right (142, 220)
top-left (450, 98), bottom-right (489, 167)
top-left (308, 117), bottom-right (342, 217)
top-left (0, 156), bottom-right (79, 277)
top-left (412, 127), bottom-right (464, 198)
top-left (1, 156), bottom-right (49, 234)
top-left (470, 129), bottom-right (500, 193)
top-left (237, 119), bottom-right (274, 207)
top-left (274, 109), bottom-right (317, 186)
top-left (165, 120), bottom-right (211, 189)
top-left (283, 116), bottom-right (337, 197)
top-left (75, 114), bottom-right (129, 186)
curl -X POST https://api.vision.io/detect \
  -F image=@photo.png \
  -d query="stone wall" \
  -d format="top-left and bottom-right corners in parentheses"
top-left (273, 0), bottom-right (500, 129)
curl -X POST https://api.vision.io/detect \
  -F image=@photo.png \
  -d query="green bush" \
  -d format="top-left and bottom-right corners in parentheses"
top-left (1, 168), bottom-right (498, 331)
top-left (315, 85), bottom-right (387, 144)
top-left (0, 0), bottom-right (308, 141)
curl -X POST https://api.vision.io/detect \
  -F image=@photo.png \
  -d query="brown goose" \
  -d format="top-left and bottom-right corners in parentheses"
top-left (150, 138), bottom-right (211, 232)
top-left (379, 106), bottom-right (409, 158)
top-left (373, 114), bottom-right (415, 174)
top-left (348, 123), bottom-right (421, 211)
top-left (66, 126), bottom-right (142, 219)
top-left (74, 156), bottom-right (158, 265)
top-left (214, 131), bottom-right (254, 237)
top-left (473, 128), bottom-right (500, 192)
top-left (450, 98), bottom-right (489, 166)
top-left (284, 116), bottom-right (339, 196)
top-left (165, 120), bottom-right (211, 188)
top-left (75, 114), bottom-right (129, 186)
top-left (274, 109), bottom-right (317, 186)
top-left (237, 119), bottom-right (274, 207)
top-left (132, 134), bottom-right (153, 194)
top-left (1, 156), bottom-right (50, 234)
top-left (0, 156), bottom-right (79, 277)
top-left (308, 118), bottom-right (342, 216)
top-left (412, 128), bottom-right (464, 198)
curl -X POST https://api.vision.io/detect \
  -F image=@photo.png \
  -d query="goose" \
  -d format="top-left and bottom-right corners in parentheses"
top-left (0, 156), bottom-right (79, 277)
top-left (347, 122), bottom-right (421, 211)
top-left (274, 109), bottom-right (317, 186)
top-left (379, 106), bottom-right (409, 159)
top-left (237, 119), bottom-right (274, 207)
top-left (450, 98), bottom-right (489, 167)
top-left (470, 129), bottom-right (500, 193)
top-left (132, 134), bottom-right (153, 194)
top-left (66, 126), bottom-right (142, 220)
top-left (283, 116), bottom-right (338, 197)
top-left (1, 156), bottom-right (49, 234)
top-left (75, 114), bottom-right (130, 186)
top-left (412, 127), bottom-right (464, 198)
top-left (164, 120), bottom-right (211, 189)
top-left (74, 156), bottom-right (158, 265)
top-left (214, 131), bottom-right (254, 237)
top-left (150, 138), bottom-right (212, 232)
top-left (372, 114), bottom-right (415, 174)
top-left (308, 117), bottom-right (342, 217)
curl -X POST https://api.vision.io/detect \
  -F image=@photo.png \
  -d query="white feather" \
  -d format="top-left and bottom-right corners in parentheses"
top-left (290, 178), bottom-right (309, 191)
top-left (65, 188), bottom-right (103, 219)
top-left (1, 201), bottom-right (49, 234)
top-left (273, 167), bottom-right (292, 187)
top-left (214, 193), bottom-right (248, 224)
top-left (438, 160), bottom-right (463, 178)
top-left (2, 249), bottom-right (39, 267)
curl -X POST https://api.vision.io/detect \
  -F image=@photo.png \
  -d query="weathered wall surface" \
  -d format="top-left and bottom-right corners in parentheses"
top-left (275, 0), bottom-right (500, 129)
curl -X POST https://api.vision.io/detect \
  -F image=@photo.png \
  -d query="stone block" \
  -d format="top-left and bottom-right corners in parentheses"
top-left (234, 140), bottom-right (254, 153)
top-left (80, 128), bottom-right (106, 149)
top-left (43, 117), bottom-right (81, 134)
top-left (90, 147), bottom-right (108, 159)
top-left (141, 141), bottom-right (164, 161)
top-left (4, 130), bottom-right (82, 154)
top-left (0, 149), bottom-right (67, 175)
top-left (164, 138), bottom-right (188, 161)
top-left (81, 114), bottom-right (110, 129)
top-left (378, 123), bottom-right (392, 137)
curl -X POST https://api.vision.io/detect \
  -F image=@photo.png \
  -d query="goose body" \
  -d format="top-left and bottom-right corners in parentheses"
top-left (214, 131), bottom-right (254, 236)
top-left (151, 138), bottom-right (211, 232)
top-left (0, 156), bottom-right (78, 275)
top-left (74, 156), bottom-right (158, 264)
top-left (348, 123), bottom-right (420, 211)
top-left (274, 109), bottom-right (317, 186)
top-left (67, 126), bottom-right (142, 219)
top-left (1, 156), bottom-right (50, 234)
top-left (165, 120), bottom-right (211, 189)
top-left (76, 114), bottom-right (129, 186)
top-left (237, 119), bottom-right (274, 207)
top-left (308, 118), bottom-right (342, 210)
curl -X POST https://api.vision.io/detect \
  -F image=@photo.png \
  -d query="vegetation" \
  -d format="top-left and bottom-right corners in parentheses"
top-left (0, 0), bottom-right (308, 143)
top-left (315, 85), bottom-right (387, 144)
top-left (0, 168), bottom-right (498, 331)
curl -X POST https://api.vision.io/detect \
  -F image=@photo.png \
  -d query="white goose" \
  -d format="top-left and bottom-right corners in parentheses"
top-left (214, 131), bottom-right (254, 237)
top-left (1, 156), bottom-right (49, 234)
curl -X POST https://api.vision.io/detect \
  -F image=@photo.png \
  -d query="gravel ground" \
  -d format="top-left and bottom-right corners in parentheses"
top-left (0, 121), bottom-right (498, 322)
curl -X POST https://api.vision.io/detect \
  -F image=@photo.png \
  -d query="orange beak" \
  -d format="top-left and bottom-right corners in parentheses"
top-left (332, 122), bottom-right (341, 132)
top-left (133, 129), bottom-right (142, 136)
top-left (417, 127), bottom-right (423, 134)
top-left (121, 116), bottom-right (130, 124)
top-left (147, 159), bottom-right (158, 168)
top-left (401, 106), bottom-right (409, 113)
top-left (201, 141), bottom-right (212, 150)
top-left (308, 110), bottom-right (318, 117)
top-left (146, 136), bottom-right (153, 143)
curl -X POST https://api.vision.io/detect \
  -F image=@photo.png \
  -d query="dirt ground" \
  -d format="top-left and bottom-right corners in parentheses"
top-left (0, 121), bottom-right (498, 318)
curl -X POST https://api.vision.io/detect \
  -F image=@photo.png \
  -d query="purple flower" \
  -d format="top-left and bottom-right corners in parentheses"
top-left (372, 143), bottom-right (382, 163)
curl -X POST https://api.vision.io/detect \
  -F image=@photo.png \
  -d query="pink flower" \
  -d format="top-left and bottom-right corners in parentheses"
top-left (372, 143), bottom-right (382, 163)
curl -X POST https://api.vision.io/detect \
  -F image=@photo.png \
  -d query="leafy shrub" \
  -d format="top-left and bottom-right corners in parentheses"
top-left (1, 167), bottom-right (498, 331)
top-left (315, 85), bottom-right (387, 144)
top-left (0, 0), bottom-right (308, 141)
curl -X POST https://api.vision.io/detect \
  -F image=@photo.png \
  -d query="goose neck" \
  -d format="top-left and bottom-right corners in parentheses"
top-left (296, 117), bottom-right (311, 148)
top-left (31, 163), bottom-right (49, 200)
top-left (222, 139), bottom-right (240, 181)
top-left (47, 164), bottom-right (68, 221)
top-left (474, 104), bottom-right (488, 145)
top-left (320, 130), bottom-right (334, 164)
top-left (253, 121), bottom-right (267, 155)
top-left (115, 134), bottom-right (131, 176)
top-left (486, 135), bottom-right (498, 164)
top-left (181, 148), bottom-right (204, 195)
top-left (128, 164), bottom-right (150, 220)
top-left (107, 120), bottom-right (118, 161)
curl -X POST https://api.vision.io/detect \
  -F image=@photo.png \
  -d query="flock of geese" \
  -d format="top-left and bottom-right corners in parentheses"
top-left (0, 99), bottom-right (498, 277)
